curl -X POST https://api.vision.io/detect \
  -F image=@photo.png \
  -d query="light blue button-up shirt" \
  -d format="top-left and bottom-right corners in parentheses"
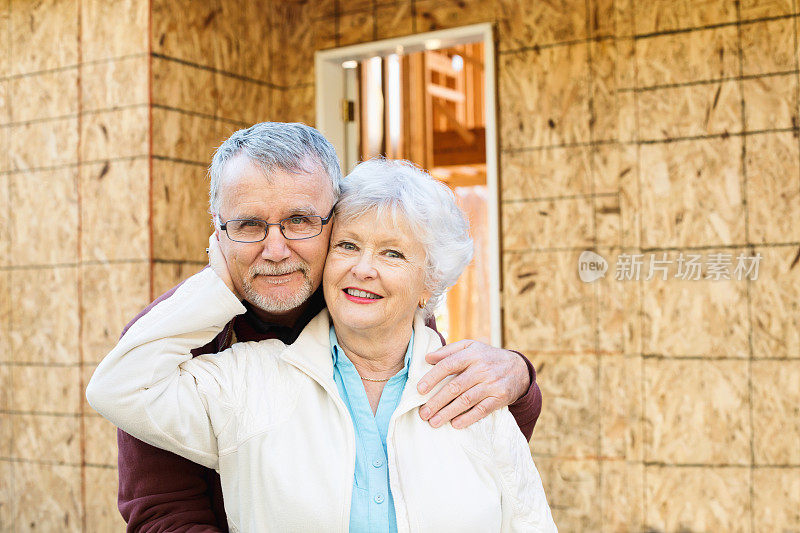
top-left (330, 326), bottom-right (414, 533)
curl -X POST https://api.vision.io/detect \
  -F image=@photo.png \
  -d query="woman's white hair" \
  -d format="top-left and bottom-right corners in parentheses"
top-left (336, 158), bottom-right (473, 318)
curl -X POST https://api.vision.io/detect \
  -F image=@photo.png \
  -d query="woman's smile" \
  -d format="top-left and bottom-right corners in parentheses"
top-left (342, 287), bottom-right (384, 302)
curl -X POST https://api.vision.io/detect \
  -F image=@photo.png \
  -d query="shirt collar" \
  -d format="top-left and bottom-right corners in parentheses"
top-left (329, 324), bottom-right (414, 375)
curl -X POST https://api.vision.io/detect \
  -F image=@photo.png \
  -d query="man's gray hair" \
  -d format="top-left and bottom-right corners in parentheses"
top-left (208, 122), bottom-right (342, 214)
top-left (336, 158), bottom-right (473, 318)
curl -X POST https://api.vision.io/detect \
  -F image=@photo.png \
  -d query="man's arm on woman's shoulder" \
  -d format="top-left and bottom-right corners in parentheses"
top-left (115, 269), bottom-right (227, 532)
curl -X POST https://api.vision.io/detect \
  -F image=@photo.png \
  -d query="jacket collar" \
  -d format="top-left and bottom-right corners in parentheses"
top-left (280, 309), bottom-right (446, 414)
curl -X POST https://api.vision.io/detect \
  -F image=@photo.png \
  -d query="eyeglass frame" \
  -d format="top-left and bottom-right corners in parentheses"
top-left (216, 205), bottom-right (336, 243)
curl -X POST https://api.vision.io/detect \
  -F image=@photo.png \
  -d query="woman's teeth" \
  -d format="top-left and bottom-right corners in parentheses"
top-left (345, 288), bottom-right (381, 299)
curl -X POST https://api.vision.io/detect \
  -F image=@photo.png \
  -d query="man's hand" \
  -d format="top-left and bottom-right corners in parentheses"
top-left (416, 340), bottom-right (531, 429)
top-left (207, 234), bottom-right (241, 299)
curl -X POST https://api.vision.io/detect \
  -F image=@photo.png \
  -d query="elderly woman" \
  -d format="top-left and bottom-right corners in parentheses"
top-left (87, 159), bottom-right (556, 532)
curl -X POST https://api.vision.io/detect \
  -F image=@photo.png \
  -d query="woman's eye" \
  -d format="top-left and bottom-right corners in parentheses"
top-left (385, 250), bottom-right (404, 259)
top-left (338, 241), bottom-right (357, 250)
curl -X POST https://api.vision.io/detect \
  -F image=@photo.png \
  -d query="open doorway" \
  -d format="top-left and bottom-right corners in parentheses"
top-left (316, 24), bottom-right (501, 346)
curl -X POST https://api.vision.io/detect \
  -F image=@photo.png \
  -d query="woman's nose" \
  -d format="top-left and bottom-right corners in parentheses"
top-left (351, 253), bottom-right (377, 279)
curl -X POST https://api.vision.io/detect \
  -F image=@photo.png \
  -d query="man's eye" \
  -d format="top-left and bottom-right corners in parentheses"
top-left (239, 220), bottom-right (263, 227)
top-left (287, 216), bottom-right (309, 225)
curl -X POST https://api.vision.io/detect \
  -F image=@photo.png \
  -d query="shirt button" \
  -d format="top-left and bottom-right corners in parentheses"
top-left (374, 493), bottom-right (385, 504)
top-left (372, 458), bottom-right (383, 468)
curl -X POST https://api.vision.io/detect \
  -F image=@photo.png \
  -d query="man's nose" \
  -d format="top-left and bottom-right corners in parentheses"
top-left (259, 225), bottom-right (292, 262)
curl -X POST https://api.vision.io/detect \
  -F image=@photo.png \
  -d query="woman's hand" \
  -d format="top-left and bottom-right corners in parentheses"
top-left (207, 234), bottom-right (241, 299)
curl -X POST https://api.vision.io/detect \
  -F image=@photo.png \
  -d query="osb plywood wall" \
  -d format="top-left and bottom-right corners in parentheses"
top-left (2, 0), bottom-right (799, 531)
top-left (0, 0), bottom-right (275, 530)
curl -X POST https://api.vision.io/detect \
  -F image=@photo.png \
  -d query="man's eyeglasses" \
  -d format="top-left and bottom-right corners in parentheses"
top-left (218, 206), bottom-right (335, 243)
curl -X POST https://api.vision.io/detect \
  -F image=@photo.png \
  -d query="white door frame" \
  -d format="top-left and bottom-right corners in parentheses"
top-left (315, 23), bottom-right (503, 347)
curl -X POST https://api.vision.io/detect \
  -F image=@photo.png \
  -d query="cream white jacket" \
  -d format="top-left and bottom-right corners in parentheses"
top-left (87, 268), bottom-right (556, 533)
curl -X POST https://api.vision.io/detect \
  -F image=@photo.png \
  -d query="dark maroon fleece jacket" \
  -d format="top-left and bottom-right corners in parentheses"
top-left (115, 273), bottom-right (542, 532)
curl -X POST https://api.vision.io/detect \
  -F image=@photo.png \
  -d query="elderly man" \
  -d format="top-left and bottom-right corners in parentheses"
top-left (116, 122), bottom-right (542, 532)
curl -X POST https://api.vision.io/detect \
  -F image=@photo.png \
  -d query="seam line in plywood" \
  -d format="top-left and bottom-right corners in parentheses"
top-left (0, 103), bottom-right (148, 128)
top-left (0, 258), bottom-right (150, 270)
top-left (0, 457), bottom-right (116, 469)
top-left (502, 242), bottom-right (800, 254)
top-left (637, 126), bottom-right (796, 145)
top-left (0, 53), bottom-right (148, 82)
top-left (634, 12), bottom-right (799, 41)
top-left (150, 53), bottom-right (279, 88)
top-left (502, 192), bottom-right (617, 204)
top-left (0, 361), bottom-right (83, 367)
top-left (0, 410), bottom-right (81, 417)
top-left (498, 35), bottom-right (615, 56)
top-left (150, 103), bottom-right (252, 127)
top-left (151, 259), bottom-right (207, 265)
top-left (618, 69), bottom-right (799, 93)
top-left (502, 139), bottom-right (621, 153)
top-left (150, 154), bottom-right (208, 167)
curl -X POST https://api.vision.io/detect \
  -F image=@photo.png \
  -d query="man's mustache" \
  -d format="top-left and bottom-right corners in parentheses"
top-left (249, 262), bottom-right (309, 277)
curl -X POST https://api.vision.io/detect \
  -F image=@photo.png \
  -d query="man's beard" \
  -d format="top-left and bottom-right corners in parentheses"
top-left (242, 260), bottom-right (314, 313)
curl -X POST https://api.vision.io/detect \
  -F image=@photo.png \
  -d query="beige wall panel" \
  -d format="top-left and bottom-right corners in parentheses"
top-left (10, 168), bottom-right (78, 266)
top-left (599, 354), bottom-right (643, 460)
top-left (502, 198), bottom-right (594, 251)
top-left (9, 0), bottom-right (78, 76)
top-left (0, 414), bottom-right (10, 455)
top-left (750, 247), bottom-right (800, 358)
top-left (617, 145), bottom-right (640, 248)
top-left (279, 85), bottom-right (316, 126)
top-left (81, 107), bottom-right (149, 162)
top-left (746, 133), bottom-right (800, 244)
top-left (752, 360), bottom-right (800, 464)
top-left (0, 0), bottom-right (8, 76)
top-left (0, 461), bottom-right (10, 531)
top-left (740, 0), bottom-right (793, 18)
top-left (534, 457), bottom-right (600, 532)
top-left (13, 463), bottom-right (82, 532)
top-left (11, 364), bottom-right (81, 414)
top-left (741, 18), bottom-right (795, 76)
top-left (151, 0), bottom-right (229, 65)
top-left (216, 76), bottom-right (273, 125)
top-left (613, 36), bottom-right (636, 89)
top-left (497, 0), bottom-right (586, 51)
top-left (753, 467), bottom-right (800, 530)
top-left (152, 261), bottom-right (204, 298)
top-left (9, 118), bottom-right (79, 171)
top-left (742, 74), bottom-right (797, 131)
top-left (80, 363), bottom-right (97, 415)
top-left (9, 266), bottom-right (79, 364)
top-left (590, 0), bottom-right (616, 38)
top-left (84, 466), bottom-right (126, 531)
top-left (152, 57), bottom-right (217, 117)
top-left (152, 108), bottom-right (238, 163)
top-left (151, 161), bottom-right (211, 262)
top-left (526, 353), bottom-right (599, 458)
top-left (376, 2), bottom-right (414, 41)
top-left (595, 253), bottom-right (641, 355)
top-left (592, 143), bottom-right (629, 196)
top-left (499, 45), bottom-right (590, 150)
top-left (642, 274), bottom-right (749, 357)
top-left (239, 0), bottom-right (274, 83)
top-left (81, 0), bottom-right (148, 62)
top-left (10, 414), bottom-right (81, 463)
top-left (601, 460), bottom-right (644, 532)
top-left (0, 179), bottom-right (9, 265)
top-left (644, 466), bottom-right (749, 532)
top-left (81, 262), bottom-right (150, 363)
top-left (80, 159), bottom-right (149, 262)
top-left (0, 273), bottom-right (7, 361)
top-left (81, 56), bottom-right (149, 112)
top-left (634, 0), bottom-right (736, 35)
top-left (644, 359), bottom-right (750, 464)
top-left (336, 10), bottom-right (375, 47)
top-left (83, 415), bottom-right (119, 466)
top-left (503, 250), bottom-right (595, 353)
top-left (639, 138), bottom-right (745, 248)
top-left (637, 81), bottom-right (741, 141)
top-left (589, 39), bottom-right (625, 143)
top-left (595, 196), bottom-right (620, 247)
top-left (279, 10), bottom-right (336, 88)
top-left (0, 363), bottom-right (9, 409)
top-left (9, 69), bottom-right (78, 123)
top-left (636, 26), bottom-right (739, 87)
top-left (500, 146), bottom-right (592, 201)
top-left (415, 0), bottom-right (494, 33)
